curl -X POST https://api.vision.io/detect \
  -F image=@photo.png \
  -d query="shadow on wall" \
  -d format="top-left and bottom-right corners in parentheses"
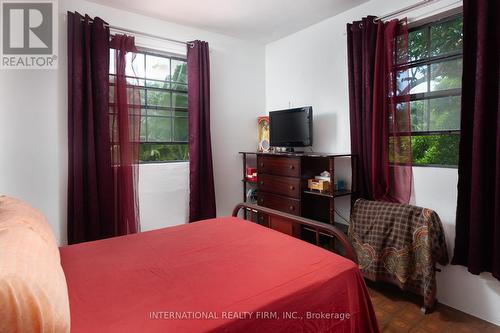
top-left (312, 112), bottom-right (337, 153)
top-left (486, 277), bottom-right (500, 315)
top-left (436, 264), bottom-right (500, 325)
top-left (437, 214), bottom-right (500, 325)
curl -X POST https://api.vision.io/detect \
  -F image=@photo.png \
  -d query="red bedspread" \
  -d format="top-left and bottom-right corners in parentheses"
top-left (60, 217), bottom-right (379, 333)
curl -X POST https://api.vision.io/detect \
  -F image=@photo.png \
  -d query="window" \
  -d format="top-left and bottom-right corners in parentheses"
top-left (109, 49), bottom-right (188, 162)
top-left (395, 15), bottom-right (463, 166)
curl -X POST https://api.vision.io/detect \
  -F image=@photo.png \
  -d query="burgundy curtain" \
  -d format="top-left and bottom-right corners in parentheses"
top-left (67, 12), bottom-right (139, 244)
top-left (110, 35), bottom-right (141, 235)
top-left (347, 17), bottom-right (412, 203)
top-left (187, 40), bottom-right (216, 222)
top-left (67, 12), bottom-right (113, 244)
top-left (452, 0), bottom-right (500, 280)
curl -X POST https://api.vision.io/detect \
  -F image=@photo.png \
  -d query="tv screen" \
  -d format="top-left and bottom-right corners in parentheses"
top-left (269, 106), bottom-right (313, 147)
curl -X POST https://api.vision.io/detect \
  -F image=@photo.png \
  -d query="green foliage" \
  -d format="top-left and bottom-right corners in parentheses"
top-left (109, 51), bottom-right (189, 163)
top-left (409, 95), bottom-right (461, 133)
top-left (430, 18), bottom-right (463, 56)
top-left (136, 57), bottom-right (188, 162)
top-left (408, 29), bottom-right (427, 61)
top-left (140, 144), bottom-right (189, 162)
top-left (412, 134), bottom-right (460, 166)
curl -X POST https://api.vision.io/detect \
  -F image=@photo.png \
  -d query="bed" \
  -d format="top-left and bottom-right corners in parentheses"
top-left (0, 197), bottom-right (379, 333)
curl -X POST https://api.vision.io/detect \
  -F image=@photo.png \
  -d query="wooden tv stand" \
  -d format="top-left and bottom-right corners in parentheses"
top-left (239, 152), bottom-right (358, 241)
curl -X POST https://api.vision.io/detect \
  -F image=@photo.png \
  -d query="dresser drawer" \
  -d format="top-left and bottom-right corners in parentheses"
top-left (257, 156), bottom-right (300, 177)
top-left (258, 174), bottom-right (300, 199)
top-left (258, 192), bottom-right (301, 216)
top-left (269, 216), bottom-right (294, 236)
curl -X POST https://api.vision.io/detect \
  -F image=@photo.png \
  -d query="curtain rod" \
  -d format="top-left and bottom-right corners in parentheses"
top-left (70, 15), bottom-right (194, 47)
top-left (374, 0), bottom-right (437, 22)
top-left (108, 25), bottom-right (194, 48)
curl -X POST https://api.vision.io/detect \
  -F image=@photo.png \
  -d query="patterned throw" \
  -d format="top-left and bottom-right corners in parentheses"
top-left (348, 199), bottom-right (449, 309)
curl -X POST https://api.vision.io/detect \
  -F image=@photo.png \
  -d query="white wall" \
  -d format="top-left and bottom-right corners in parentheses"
top-left (138, 163), bottom-right (189, 231)
top-left (0, 0), bottom-right (265, 243)
top-left (265, 0), bottom-right (500, 325)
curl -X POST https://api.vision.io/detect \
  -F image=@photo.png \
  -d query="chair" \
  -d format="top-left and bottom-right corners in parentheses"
top-left (348, 199), bottom-right (449, 312)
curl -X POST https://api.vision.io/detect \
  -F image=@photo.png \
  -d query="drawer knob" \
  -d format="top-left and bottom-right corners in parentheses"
top-left (260, 162), bottom-right (264, 167)
top-left (289, 185), bottom-right (295, 190)
top-left (289, 205), bottom-right (295, 211)
top-left (259, 198), bottom-right (264, 203)
top-left (289, 165), bottom-right (295, 170)
top-left (260, 180), bottom-right (264, 185)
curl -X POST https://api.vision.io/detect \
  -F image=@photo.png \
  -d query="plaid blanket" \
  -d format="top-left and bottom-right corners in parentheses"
top-left (348, 199), bottom-right (449, 309)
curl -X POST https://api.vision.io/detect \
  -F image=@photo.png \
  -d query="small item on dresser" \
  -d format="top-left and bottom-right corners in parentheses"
top-left (245, 167), bottom-right (257, 182)
top-left (315, 171), bottom-right (330, 181)
top-left (308, 179), bottom-right (330, 193)
top-left (334, 179), bottom-right (345, 191)
top-left (308, 171), bottom-right (331, 193)
top-left (257, 116), bottom-right (270, 152)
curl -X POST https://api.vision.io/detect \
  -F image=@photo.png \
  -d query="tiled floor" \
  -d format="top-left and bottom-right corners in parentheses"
top-left (367, 281), bottom-right (500, 333)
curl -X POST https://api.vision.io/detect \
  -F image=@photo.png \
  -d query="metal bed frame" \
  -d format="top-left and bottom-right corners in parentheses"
top-left (232, 202), bottom-right (357, 263)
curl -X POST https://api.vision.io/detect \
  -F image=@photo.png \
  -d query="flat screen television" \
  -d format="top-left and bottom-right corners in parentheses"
top-left (269, 106), bottom-right (313, 148)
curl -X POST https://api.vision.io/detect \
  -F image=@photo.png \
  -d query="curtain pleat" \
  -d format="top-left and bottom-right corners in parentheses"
top-left (347, 17), bottom-right (412, 203)
top-left (67, 12), bottom-right (139, 243)
top-left (110, 35), bottom-right (141, 235)
top-left (187, 40), bottom-right (216, 222)
top-left (67, 12), bottom-right (113, 244)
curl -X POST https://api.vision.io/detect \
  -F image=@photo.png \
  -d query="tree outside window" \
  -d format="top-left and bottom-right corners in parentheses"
top-left (109, 49), bottom-right (188, 162)
top-left (394, 15), bottom-right (463, 166)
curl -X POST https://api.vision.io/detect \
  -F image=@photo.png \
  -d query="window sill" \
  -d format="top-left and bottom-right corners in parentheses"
top-left (389, 163), bottom-right (458, 169)
top-left (140, 160), bottom-right (189, 165)
top-left (412, 164), bottom-right (458, 169)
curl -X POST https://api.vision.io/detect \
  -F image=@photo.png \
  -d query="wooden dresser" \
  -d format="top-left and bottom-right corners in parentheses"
top-left (257, 154), bottom-right (302, 236)
top-left (239, 151), bottom-right (357, 239)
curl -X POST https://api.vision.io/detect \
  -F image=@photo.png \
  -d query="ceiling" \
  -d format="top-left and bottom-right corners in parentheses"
top-left (87, 0), bottom-right (368, 43)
